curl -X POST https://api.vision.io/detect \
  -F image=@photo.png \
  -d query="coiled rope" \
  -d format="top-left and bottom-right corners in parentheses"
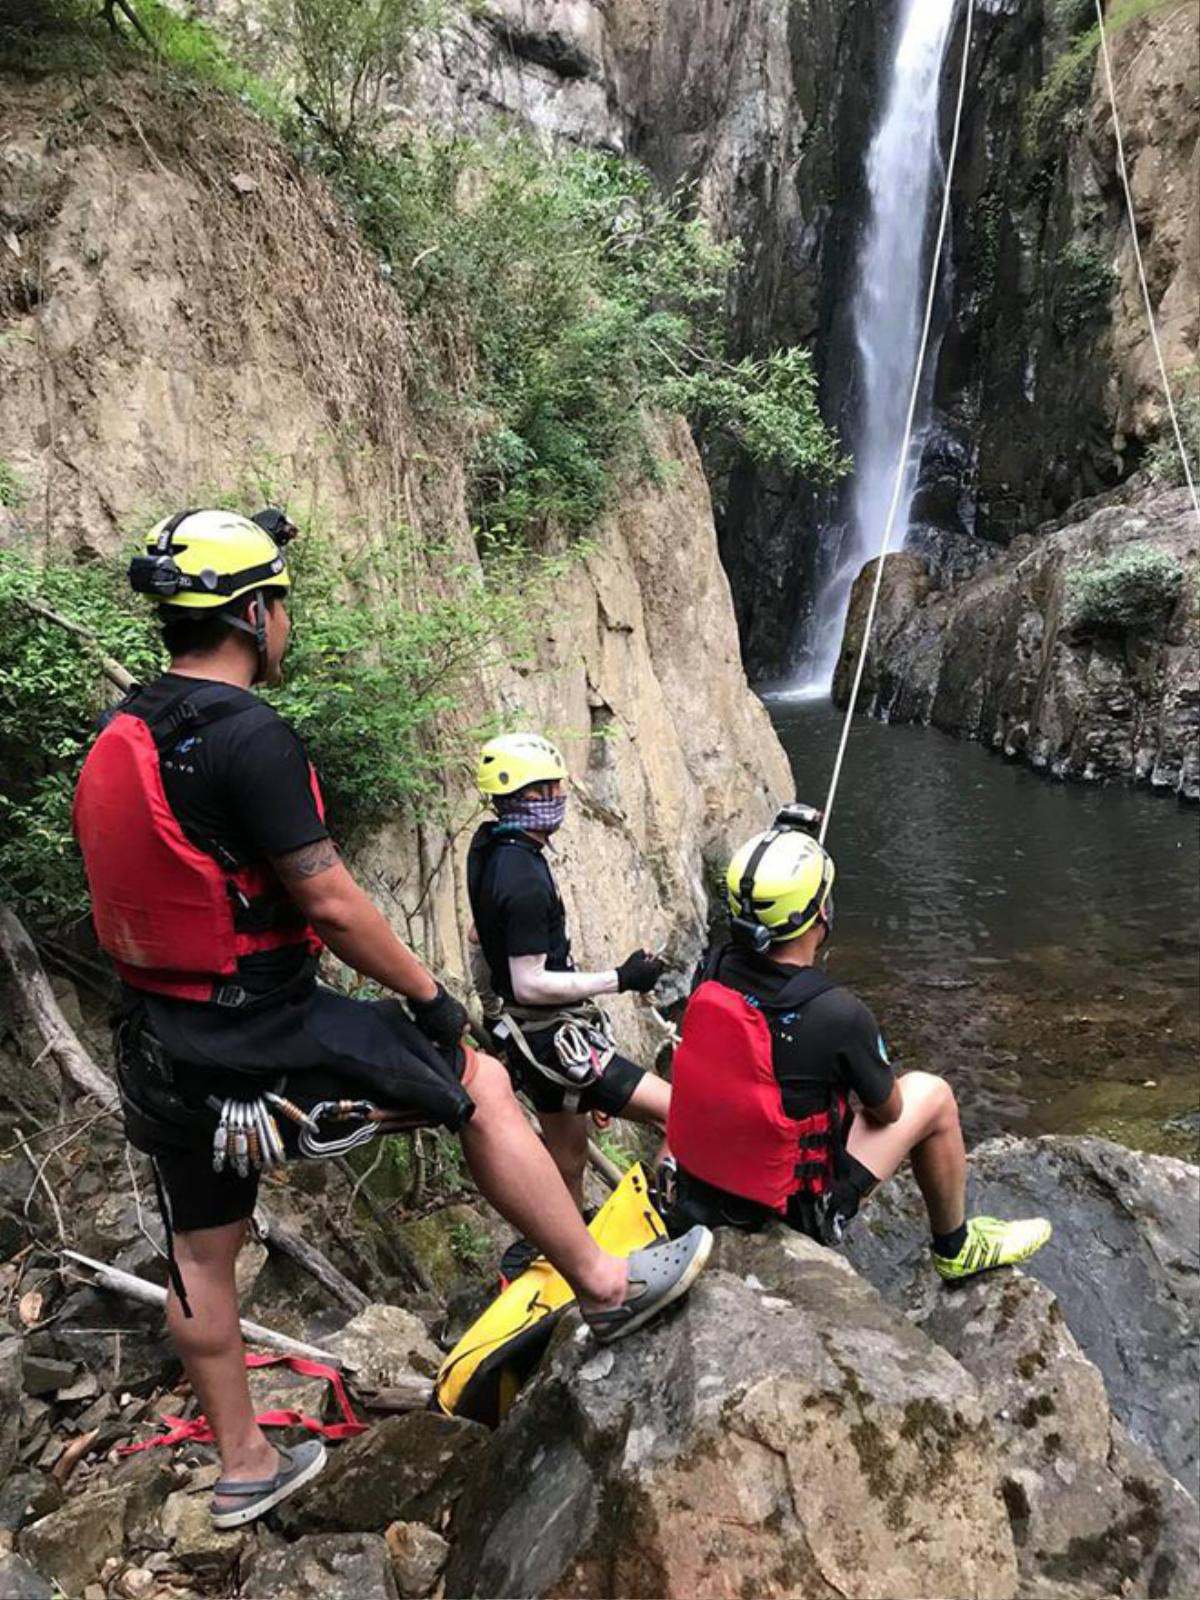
top-left (1093, 0), bottom-right (1200, 523)
top-left (818, 0), bottom-right (975, 846)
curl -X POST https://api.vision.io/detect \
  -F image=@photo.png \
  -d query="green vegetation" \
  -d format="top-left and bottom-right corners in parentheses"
top-left (1025, 0), bottom-right (1184, 160)
top-left (1145, 368), bottom-right (1200, 489)
top-left (319, 136), bottom-right (848, 541)
top-left (1054, 241), bottom-right (1117, 334)
top-left (264, 0), bottom-right (450, 150)
top-left (0, 522), bottom-right (556, 927)
top-left (1065, 543), bottom-right (1184, 635)
top-left (0, 461), bottom-right (27, 509)
top-left (0, 550), bottom-right (161, 925)
top-left (269, 523), bottom-right (566, 837)
top-left (449, 1218), bottom-right (491, 1268)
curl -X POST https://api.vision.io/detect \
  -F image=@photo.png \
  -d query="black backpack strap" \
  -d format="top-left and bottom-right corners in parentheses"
top-left (126, 681), bottom-right (259, 752)
top-left (767, 967), bottom-right (839, 1012)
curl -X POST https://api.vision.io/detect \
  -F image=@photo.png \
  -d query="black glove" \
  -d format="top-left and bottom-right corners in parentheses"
top-left (409, 983), bottom-right (469, 1050)
top-left (616, 948), bottom-right (666, 994)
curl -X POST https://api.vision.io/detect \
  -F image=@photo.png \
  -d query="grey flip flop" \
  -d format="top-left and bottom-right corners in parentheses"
top-left (582, 1225), bottom-right (713, 1344)
top-left (211, 1438), bottom-right (327, 1529)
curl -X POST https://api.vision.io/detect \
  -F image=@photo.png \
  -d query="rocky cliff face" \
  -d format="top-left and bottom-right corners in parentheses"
top-left (833, 487), bottom-right (1198, 799)
top-left (0, 68), bottom-right (790, 1055)
top-left (403, 0), bottom-right (1199, 679)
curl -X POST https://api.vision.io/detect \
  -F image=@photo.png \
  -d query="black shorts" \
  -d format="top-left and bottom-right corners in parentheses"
top-left (119, 984), bottom-right (479, 1234)
top-left (497, 1034), bottom-right (643, 1117)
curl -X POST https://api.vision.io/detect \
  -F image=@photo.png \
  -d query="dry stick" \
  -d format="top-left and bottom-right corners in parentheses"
top-left (332, 1155), bottom-right (434, 1293)
top-left (14, 1127), bottom-right (66, 1244)
top-left (15, 597), bottom-right (136, 694)
top-left (254, 1207), bottom-right (369, 1317)
top-left (0, 903), bottom-right (120, 1112)
top-left (61, 1250), bottom-right (356, 1370)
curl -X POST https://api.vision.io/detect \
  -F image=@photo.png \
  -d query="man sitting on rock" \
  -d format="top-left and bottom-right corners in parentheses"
top-left (466, 734), bottom-right (671, 1224)
top-left (665, 809), bottom-right (1051, 1280)
top-left (73, 510), bottom-right (712, 1531)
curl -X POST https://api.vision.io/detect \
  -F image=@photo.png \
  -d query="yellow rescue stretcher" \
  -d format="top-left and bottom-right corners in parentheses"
top-left (434, 1163), bottom-right (665, 1426)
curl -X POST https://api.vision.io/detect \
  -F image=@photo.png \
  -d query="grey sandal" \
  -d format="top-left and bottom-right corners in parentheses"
top-left (583, 1225), bottom-right (713, 1344)
top-left (211, 1439), bottom-right (327, 1529)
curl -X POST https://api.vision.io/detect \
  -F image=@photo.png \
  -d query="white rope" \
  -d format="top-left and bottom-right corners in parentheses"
top-left (819, 0), bottom-right (975, 846)
top-left (1093, 0), bottom-right (1200, 522)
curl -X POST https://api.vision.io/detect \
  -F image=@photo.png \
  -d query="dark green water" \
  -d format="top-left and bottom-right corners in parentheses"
top-left (768, 699), bottom-right (1200, 1159)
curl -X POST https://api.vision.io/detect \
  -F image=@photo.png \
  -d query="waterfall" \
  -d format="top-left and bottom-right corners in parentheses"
top-left (797, 0), bottom-right (958, 696)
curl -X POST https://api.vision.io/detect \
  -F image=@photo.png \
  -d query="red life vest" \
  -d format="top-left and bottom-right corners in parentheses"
top-left (73, 683), bottom-right (324, 1004)
top-left (667, 955), bottom-right (845, 1213)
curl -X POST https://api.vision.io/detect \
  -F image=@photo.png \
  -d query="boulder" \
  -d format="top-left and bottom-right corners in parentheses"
top-left (19, 1485), bottom-right (134, 1596)
top-left (917, 1271), bottom-right (1199, 1598)
top-left (845, 1135), bottom-right (1200, 1493)
top-left (325, 1303), bottom-right (442, 1386)
top-left (385, 1520), bottom-right (449, 1598)
top-left (275, 1411), bottom-right (488, 1536)
top-left (0, 1472), bottom-right (62, 1535)
top-left (447, 1229), bottom-right (1019, 1600)
top-left (0, 1336), bottom-right (22, 1480)
top-left (833, 492), bottom-right (1200, 798)
top-left (392, 1205), bottom-right (498, 1298)
top-left (244, 1532), bottom-right (398, 1599)
top-left (158, 1488), bottom-right (245, 1580)
top-left (0, 1553), bottom-right (54, 1600)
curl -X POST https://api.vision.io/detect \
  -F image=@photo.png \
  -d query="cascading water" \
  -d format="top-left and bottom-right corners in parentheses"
top-left (797, 0), bottom-right (959, 696)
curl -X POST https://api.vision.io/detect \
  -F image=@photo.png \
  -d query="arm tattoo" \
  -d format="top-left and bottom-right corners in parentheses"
top-left (274, 837), bottom-right (340, 882)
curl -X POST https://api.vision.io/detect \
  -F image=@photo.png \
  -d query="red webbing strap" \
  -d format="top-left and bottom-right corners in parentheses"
top-left (118, 1351), bottom-right (368, 1454)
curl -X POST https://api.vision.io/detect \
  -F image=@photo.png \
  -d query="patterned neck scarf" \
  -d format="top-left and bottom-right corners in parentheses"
top-left (496, 793), bottom-right (568, 835)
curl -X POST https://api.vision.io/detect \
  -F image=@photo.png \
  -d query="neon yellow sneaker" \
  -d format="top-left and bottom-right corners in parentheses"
top-left (933, 1215), bottom-right (1052, 1282)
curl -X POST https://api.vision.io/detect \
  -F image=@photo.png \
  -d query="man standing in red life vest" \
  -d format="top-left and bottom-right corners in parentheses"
top-left (666, 812), bottom-right (1051, 1281)
top-left (73, 508), bottom-right (712, 1530)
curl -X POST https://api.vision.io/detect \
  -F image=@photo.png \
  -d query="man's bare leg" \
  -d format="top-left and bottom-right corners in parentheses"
top-left (459, 1054), bottom-right (627, 1311)
top-left (167, 1221), bottom-right (277, 1495)
top-left (539, 1110), bottom-right (589, 1208)
top-left (845, 1070), bottom-right (966, 1236)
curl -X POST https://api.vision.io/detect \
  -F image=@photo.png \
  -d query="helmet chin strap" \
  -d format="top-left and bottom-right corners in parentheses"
top-left (224, 589), bottom-right (270, 682)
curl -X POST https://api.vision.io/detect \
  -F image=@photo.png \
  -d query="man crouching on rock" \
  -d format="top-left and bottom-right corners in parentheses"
top-left (664, 808), bottom-right (1050, 1281)
top-left (72, 509), bottom-right (712, 1531)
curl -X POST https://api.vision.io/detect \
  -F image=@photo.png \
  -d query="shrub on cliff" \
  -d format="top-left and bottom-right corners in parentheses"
top-left (1145, 368), bottom-right (1200, 489)
top-left (1064, 542), bottom-right (1184, 636)
top-left (326, 136), bottom-right (848, 542)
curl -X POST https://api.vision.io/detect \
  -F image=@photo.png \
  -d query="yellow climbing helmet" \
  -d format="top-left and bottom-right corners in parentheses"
top-left (477, 733), bottom-right (566, 797)
top-left (726, 827), bottom-right (835, 946)
top-left (129, 508), bottom-right (291, 611)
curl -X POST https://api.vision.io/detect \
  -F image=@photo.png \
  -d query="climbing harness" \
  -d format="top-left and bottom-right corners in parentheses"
top-left (1092, 0), bottom-right (1200, 524)
top-left (492, 1003), bottom-right (616, 1111)
top-left (818, 0), bottom-right (975, 845)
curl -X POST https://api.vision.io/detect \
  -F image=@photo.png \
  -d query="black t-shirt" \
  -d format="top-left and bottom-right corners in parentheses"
top-left (706, 943), bottom-right (895, 1117)
top-left (127, 674), bottom-right (329, 994)
top-left (466, 823), bottom-right (573, 1007)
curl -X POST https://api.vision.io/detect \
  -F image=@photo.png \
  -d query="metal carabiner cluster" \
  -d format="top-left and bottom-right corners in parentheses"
top-left (296, 1099), bottom-right (381, 1160)
top-left (209, 1089), bottom-right (321, 1177)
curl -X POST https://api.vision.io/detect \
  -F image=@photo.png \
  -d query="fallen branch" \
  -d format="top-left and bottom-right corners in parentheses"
top-left (61, 1250), bottom-right (354, 1370)
top-left (15, 597), bottom-right (136, 694)
top-left (15, 1125), bottom-right (68, 1243)
top-left (0, 903), bottom-right (120, 1112)
top-left (587, 1138), bottom-right (622, 1190)
top-left (53, 1428), bottom-right (99, 1488)
top-left (332, 1155), bottom-right (434, 1293)
top-left (255, 1207), bottom-right (369, 1317)
top-left (358, 1377), bottom-right (435, 1414)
